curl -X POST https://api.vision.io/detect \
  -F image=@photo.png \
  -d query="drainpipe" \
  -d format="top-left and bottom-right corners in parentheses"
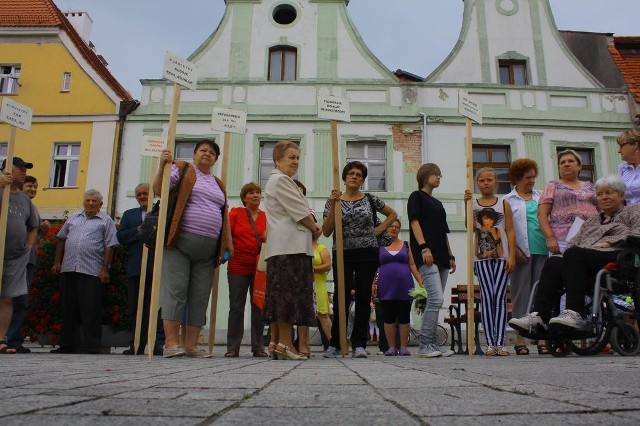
top-left (109, 100), bottom-right (140, 217)
top-left (420, 113), bottom-right (428, 164)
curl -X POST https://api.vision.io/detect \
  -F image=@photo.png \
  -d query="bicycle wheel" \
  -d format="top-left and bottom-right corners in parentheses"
top-left (436, 325), bottom-right (448, 347)
top-left (610, 323), bottom-right (640, 356)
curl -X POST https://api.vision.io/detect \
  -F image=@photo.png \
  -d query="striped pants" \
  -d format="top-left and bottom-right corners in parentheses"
top-left (474, 258), bottom-right (509, 347)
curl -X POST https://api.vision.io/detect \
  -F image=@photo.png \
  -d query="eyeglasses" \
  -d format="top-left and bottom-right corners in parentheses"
top-left (618, 141), bottom-right (634, 148)
top-left (346, 171), bottom-right (364, 178)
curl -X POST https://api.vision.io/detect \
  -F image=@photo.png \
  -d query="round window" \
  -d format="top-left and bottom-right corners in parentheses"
top-left (273, 4), bottom-right (297, 25)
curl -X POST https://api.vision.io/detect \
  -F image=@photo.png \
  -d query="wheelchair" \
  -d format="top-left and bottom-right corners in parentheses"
top-left (518, 245), bottom-right (640, 357)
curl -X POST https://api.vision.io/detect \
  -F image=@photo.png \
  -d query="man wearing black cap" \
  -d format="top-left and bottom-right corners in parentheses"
top-left (0, 157), bottom-right (39, 354)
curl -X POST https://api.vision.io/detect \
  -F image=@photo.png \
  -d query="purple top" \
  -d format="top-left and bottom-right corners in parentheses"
top-left (170, 163), bottom-right (225, 239)
top-left (539, 180), bottom-right (598, 247)
top-left (377, 243), bottom-right (414, 301)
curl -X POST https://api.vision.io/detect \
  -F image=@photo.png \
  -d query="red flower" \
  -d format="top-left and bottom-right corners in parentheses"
top-left (112, 305), bottom-right (120, 312)
top-left (47, 334), bottom-right (58, 343)
top-left (52, 323), bottom-right (63, 332)
top-left (111, 312), bottom-right (120, 323)
top-left (50, 291), bottom-right (61, 304)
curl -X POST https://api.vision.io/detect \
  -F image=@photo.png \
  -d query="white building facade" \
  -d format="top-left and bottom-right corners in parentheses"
top-left (116, 0), bottom-right (632, 341)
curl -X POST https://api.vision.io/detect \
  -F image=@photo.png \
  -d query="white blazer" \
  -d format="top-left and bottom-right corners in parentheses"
top-left (264, 169), bottom-right (313, 258)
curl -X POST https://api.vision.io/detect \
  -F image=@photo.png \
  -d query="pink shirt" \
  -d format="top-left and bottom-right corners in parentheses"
top-left (539, 180), bottom-right (598, 248)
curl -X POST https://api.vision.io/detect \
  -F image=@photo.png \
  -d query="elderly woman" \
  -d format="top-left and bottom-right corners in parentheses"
top-left (538, 149), bottom-right (598, 254)
top-left (510, 175), bottom-right (640, 333)
top-left (225, 182), bottom-right (267, 358)
top-left (617, 124), bottom-right (640, 206)
top-left (502, 159), bottom-right (548, 355)
top-left (264, 141), bottom-right (321, 361)
top-left (153, 140), bottom-right (231, 358)
top-left (322, 161), bottom-right (397, 358)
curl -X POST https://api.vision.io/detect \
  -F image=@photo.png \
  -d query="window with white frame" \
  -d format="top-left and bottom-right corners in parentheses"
top-left (268, 47), bottom-right (297, 81)
top-left (0, 65), bottom-right (21, 94)
top-left (346, 141), bottom-right (387, 191)
top-left (175, 141), bottom-right (197, 161)
top-left (61, 72), bottom-right (71, 92)
top-left (259, 141), bottom-right (299, 188)
top-left (50, 143), bottom-right (80, 188)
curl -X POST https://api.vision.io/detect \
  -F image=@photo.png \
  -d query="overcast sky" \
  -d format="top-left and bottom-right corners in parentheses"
top-left (53, 0), bottom-right (636, 99)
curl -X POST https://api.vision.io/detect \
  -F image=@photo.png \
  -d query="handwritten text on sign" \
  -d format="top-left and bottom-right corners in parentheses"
top-left (458, 90), bottom-right (483, 125)
top-left (140, 136), bottom-right (167, 157)
top-left (211, 108), bottom-right (247, 134)
top-left (317, 94), bottom-right (351, 122)
top-left (163, 52), bottom-right (197, 91)
top-left (0, 98), bottom-right (32, 131)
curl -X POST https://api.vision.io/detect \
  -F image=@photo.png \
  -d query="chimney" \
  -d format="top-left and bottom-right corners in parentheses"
top-left (63, 11), bottom-right (94, 46)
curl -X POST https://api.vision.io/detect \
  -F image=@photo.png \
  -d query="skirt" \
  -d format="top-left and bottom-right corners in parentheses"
top-left (264, 253), bottom-right (316, 326)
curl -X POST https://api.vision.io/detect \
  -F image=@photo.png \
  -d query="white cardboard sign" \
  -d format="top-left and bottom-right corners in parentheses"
top-left (458, 90), bottom-right (483, 125)
top-left (0, 98), bottom-right (32, 131)
top-left (163, 52), bottom-right (197, 91)
top-left (317, 94), bottom-right (351, 122)
top-left (211, 108), bottom-right (247, 134)
top-left (140, 135), bottom-right (167, 157)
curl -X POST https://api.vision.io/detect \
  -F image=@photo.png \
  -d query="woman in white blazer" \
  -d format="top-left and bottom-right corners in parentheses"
top-left (263, 141), bottom-right (322, 360)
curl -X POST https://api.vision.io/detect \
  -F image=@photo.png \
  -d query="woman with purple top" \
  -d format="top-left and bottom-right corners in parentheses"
top-left (153, 140), bottom-right (232, 358)
top-left (377, 219), bottom-right (421, 356)
top-left (616, 118), bottom-right (640, 206)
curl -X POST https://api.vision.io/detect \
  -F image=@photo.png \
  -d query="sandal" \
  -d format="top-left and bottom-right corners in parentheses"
top-left (514, 345), bottom-right (529, 355)
top-left (484, 346), bottom-right (497, 356)
top-left (495, 346), bottom-right (510, 356)
top-left (537, 344), bottom-right (550, 355)
top-left (0, 341), bottom-right (16, 354)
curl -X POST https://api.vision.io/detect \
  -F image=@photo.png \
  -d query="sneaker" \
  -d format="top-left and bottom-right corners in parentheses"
top-left (438, 346), bottom-right (454, 357)
top-left (417, 344), bottom-right (442, 358)
top-left (186, 349), bottom-right (212, 358)
top-left (384, 347), bottom-right (398, 356)
top-left (509, 312), bottom-right (547, 334)
top-left (352, 347), bottom-right (368, 358)
top-left (549, 309), bottom-right (587, 329)
top-left (163, 346), bottom-right (186, 358)
top-left (323, 346), bottom-right (338, 358)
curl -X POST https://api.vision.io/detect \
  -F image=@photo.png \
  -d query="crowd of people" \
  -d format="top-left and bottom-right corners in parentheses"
top-left (1, 114), bottom-right (639, 358)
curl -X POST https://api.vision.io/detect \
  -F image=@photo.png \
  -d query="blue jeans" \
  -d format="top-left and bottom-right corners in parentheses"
top-left (7, 264), bottom-right (34, 347)
top-left (419, 264), bottom-right (448, 347)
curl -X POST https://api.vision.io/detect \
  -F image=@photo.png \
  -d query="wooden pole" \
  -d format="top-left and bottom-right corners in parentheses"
top-left (330, 120), bottom-right (348, 356)
top-left (208, 131), bottom-right (230, 353)
top-left (0, 126), bottom-right (16, 292)
top-left (147, 83), bottom-right (182, 359)
top-left (133, 157), bottom-right (158, 355)
top-left (465, 117), bottom-right (475, 356)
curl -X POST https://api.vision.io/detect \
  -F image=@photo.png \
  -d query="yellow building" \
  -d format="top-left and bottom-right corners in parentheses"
top-left (0, 0), bottom-right (134, 217)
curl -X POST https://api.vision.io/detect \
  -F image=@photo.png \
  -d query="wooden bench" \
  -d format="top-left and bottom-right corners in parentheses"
top-left (444, 284), bottom-right (512, 355)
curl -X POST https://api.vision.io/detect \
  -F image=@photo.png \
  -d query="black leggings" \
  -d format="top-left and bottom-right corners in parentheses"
top-left (380, 300), bottom-right (412, 324)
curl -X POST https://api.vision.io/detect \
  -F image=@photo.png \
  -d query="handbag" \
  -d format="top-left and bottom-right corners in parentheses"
top-left (252, 267), bottom-right (267, 309)
top-left (139, 162), bottom-right (190, 249)
top-left (366, 193), bottom-right (392, 247)
top-left (257, 243), bottom-right (267, 272)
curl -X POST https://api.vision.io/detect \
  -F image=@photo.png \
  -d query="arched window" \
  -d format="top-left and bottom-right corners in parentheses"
top-left (268, 47), bottom-right (297, 81)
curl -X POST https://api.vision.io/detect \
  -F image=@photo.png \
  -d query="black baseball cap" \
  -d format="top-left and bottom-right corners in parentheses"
top-left (1, 157), bottom-right (33, 171)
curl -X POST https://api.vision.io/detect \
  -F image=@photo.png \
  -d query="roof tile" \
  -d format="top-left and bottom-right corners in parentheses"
top-left (610, 37), bottom-right (640, 104)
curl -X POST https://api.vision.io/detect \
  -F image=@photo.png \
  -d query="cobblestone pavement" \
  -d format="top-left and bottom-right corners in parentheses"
top-left (1, 345), bottom-right (639, 425)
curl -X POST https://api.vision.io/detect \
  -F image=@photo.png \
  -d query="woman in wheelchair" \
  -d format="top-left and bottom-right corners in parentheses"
top-left (509, 175), bottom-right (640, 334)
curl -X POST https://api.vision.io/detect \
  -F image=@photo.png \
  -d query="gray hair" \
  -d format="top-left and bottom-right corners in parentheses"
top-left (595, 174), bottom-right (626, 196)
top-left (84, 189), bottom-right (103, 202)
